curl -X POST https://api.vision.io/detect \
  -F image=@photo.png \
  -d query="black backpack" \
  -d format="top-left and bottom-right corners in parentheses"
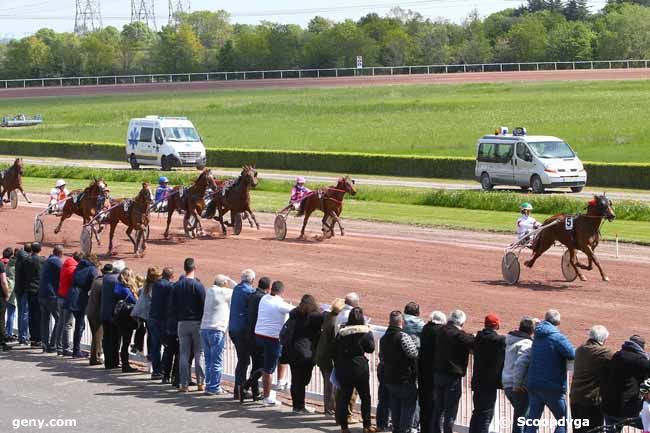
top-left (279, 316), bottom-right (296, 347)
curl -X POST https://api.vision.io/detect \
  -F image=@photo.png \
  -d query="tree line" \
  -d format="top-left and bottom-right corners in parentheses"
top-left (1, 0), bottom-right (650, 79)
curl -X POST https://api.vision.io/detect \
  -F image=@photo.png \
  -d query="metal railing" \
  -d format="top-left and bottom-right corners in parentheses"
top-left (1, 59), bottom-right (649, 90)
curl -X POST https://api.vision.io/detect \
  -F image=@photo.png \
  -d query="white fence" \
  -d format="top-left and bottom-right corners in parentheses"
top-left (1, 59), bottom-right (649, 89)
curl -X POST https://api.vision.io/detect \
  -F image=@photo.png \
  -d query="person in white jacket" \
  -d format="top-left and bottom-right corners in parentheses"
top-left (200, 274), bottom-right (236, 395)
top-left (254, 280), bottom-right (294, 407)
top-left (502, 316), bottom-right (538, 433)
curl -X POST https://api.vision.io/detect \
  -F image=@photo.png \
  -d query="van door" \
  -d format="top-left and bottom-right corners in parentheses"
top-left (153, 128), bottom-right (164, 162)
top-left (492, 142), bottom-right (515, 184)
top-left (515, 142), bottom-right (536, 187)
top-left (138, 126), bottom-right (156, 163)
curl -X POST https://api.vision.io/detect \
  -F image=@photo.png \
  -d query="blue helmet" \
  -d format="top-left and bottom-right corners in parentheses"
top-left (159, 176), bottom-right (169, 184)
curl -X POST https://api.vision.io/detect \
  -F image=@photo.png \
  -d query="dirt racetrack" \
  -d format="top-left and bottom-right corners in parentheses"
top-left (3, 195), bottom-right (649, 347)
top-left (1, 68), bottom-right (649, 99)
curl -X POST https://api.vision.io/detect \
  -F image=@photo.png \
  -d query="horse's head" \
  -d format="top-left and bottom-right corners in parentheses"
top-left (338, 176), bottom-right (357, 196)
top-left (588, 194), bottom-right (615, 222)
top-left (13, 158), bottom-right (24, 176)
top-left (241, 165), bottom-right (259, 188)
top-left (90, 177), bottom-right (109, 198)
top-left (138, 182), bottom-right (154, 206)
top-left (197, 168), bottom-right (218, 190)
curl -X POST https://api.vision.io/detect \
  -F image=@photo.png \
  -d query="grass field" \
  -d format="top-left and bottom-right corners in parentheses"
top-left (2, 80), bottom-right (650, 162)
top-left (18, 177), bottom-right (650, 244)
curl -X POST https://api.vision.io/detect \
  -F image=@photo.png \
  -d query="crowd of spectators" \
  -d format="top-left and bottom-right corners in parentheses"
top-left (2, 243), bottom-right (650, 433)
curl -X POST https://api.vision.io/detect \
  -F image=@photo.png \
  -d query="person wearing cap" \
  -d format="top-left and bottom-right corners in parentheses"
top-left (601, 334), bottom-right (650, 431)
top-left (48, 179), bottom-right (69, 214)
top-left (469, 314), bottom-right (506, 433)
top-left (316, 297), bottom-right (346, 415)
top-left (37, 245), bottom-right (64, 353)
top-left (516, 202), bottom-right (540, 241)
top-left (155, 176), bottom-right (173, 211)
top-left (86, 263), bottom-right (112, 365)
top-left (289, 176), bottom-right (311, 210)
top-left (525, 309), bottom-right (575, 433)
top-left (100, 260), bottom-right (126, 369)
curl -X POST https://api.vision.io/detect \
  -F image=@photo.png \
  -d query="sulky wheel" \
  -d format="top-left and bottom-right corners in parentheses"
top-left (501, 252), bottom-right (521, 285)
top-left (80, 226), bottom-right (93, 255)
top-left (561, 249), bottom-right (578, 282)
top-left (232, 212), bottom-right (243, 236)
top-left (274, 214), bottom-right (287, 241)
top-left (34, 216), bottom-right (44, 243)
top-left (184, 214), bottom-right (198, 238)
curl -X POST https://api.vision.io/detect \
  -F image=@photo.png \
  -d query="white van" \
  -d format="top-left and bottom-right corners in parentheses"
top-left (475, 127), bottom-right (587, 193)
top-left (126, 116), bottom-right (207, 170)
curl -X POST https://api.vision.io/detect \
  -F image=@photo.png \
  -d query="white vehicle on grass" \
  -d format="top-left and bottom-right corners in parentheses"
top-left (475, 127), bottom-right (587, 194)
top-left (126, 116), bottom-right (207, 171)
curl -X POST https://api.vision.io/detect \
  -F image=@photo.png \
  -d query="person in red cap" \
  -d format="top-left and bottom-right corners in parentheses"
top-left (468, 313), bottom-right (506, 433)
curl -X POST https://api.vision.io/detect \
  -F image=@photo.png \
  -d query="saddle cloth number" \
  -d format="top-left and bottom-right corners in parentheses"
top-left (123, 201), bottom-right (130, 213)
top-left (565, 217), bottom-right (574, 231)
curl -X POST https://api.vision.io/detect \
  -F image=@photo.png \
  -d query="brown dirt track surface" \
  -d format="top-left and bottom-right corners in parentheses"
top-left (3, 195), bottom-right (649, 349)
top-left (1, 68), bottom-right (649, 99)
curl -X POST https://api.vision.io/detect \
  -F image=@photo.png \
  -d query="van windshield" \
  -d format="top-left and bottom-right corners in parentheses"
top-left (528, 141), bottom-right (575, 159)
top-left (162, 127), bottom-right (200, 142)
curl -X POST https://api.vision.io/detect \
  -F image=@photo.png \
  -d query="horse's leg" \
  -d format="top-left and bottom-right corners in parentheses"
top-left (195, 210), bottom-right (204, 237)
top-left (54, 213), bottom-right (69, 234)
top-left (164, 203), bottom-right (174, 239)
top-left (582, 246), bottom-right (608, 281)
top-left (246, 207), bottom-right (260, 230)
top-left (18, 186), bottom-right (32, 203)
top-left (569, 248), bottom-right (587, 282)
top-left (523, 234), bottom-right (554, 268)
top-left (92, 222), bottom-right (102, 245)
top-left (217, 208), bottom-right (227, 236)
top-left (245, 211), bottom-right (254, 228)
top-left (108, 220), bottom-right (118, 255)
top-left (299, 209), bottom-right (314, 239)
top-left (325, 210), bottom-right (344, 236)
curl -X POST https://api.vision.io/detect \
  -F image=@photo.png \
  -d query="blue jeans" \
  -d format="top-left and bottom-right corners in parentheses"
top-left (386, 382), bottom-right (418, 433)
top-left (18, 293), bottom-right (29, 343)
top-left (432, 372), bottom-right (463, 433)
top-left (148, 319), bottom-right (164, 375)
top-left (200, 329), bottom-right (226, 393)
top-left (469, 387), bottom-right (497, 433)
top-left (505, 388), bottom-right (529, 433)
top-left (71, 310), bottom-right (86, 353)
top-left (6, 303), bottom-right (16, 336)
top-left (525, 388), bottom-right (567, 433)
top-left (39, 297), bottom-right (59, 350)
top-left (376, 379), bottom-right (391, 429)
top-left (54, 302), bottom-right (73, 353)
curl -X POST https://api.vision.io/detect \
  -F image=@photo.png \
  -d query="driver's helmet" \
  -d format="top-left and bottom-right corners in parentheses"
top-left (55, 179), bottom-right (66, 188)
top-left (159, 176), bottom-right (169, 185)
top-left (520, 202), bottom-right (533, 211)
top-left (640, 378), bottom-right (650, 395)
top-left (296, 176), bottom-right (306, 185)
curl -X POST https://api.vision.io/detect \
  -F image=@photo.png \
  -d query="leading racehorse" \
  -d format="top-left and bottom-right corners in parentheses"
top-left (106, 182), bottom-right (154, 257)
top-left (296, 176), bottom-right (356, 239)
top-left (54, 178), bottom-right (109, 235)
top-left (524, 195), bottom-right (616, 281)
top-left (206, 165), bottom-right (260, 236)
top-left (164, 168), bottom-right (218, 239)
top-left (0, 158), bottom-right (31, 207)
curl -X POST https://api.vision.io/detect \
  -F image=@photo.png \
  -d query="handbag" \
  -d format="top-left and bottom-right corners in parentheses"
top-left (113, 298), bottom-right (135, 324)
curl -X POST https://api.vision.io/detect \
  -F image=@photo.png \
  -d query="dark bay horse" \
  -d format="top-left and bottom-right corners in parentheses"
top-left (0, 158), bottom-right (31, 206)
top-left (207, 165), bottom-right (260, 236)
top-left (107, 182), bottom-right (153, 257)
top-left (524, 195), bottom-right (616, 281)
top-left (164, 168), bottom-right (217, 239)
top-left (54, 178), bottom-right (109, 235)
top-left (296, 176), bottom-right (356, 239)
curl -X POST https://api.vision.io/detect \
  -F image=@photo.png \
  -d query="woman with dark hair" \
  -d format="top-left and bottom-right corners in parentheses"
top-left (334, 307), bottom-right (376, 433)
top-left (286, 294), bottom-right (324, 414)
top-left (113, 268), bottom-right (139, 373)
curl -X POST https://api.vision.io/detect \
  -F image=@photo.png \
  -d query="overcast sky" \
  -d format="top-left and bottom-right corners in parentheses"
top-left (0, 0), bottom-right (609, 38)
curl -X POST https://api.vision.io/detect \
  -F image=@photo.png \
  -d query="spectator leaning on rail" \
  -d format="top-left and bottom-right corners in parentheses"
top-left (334, 306), bottom-right (376, 433)
top-left (418, 311), bottom-right (447, 433)
top-left (37, 245), bottom-right (63, 353)
top-left (86, 263), bottom-right (112, 365)
top-left (469, 314), bottom-right (506, 433)
top-left (254, 280), bottom-right (294, 407)
top-left (432, 309), bottom-right (475, 433)
top-left (55, 251), bottom-right (79, 356)
top-left (22, 242), bottom-right (45, 347)
top-left (380, 310), bottom-right (419, 433)
top-left (601, 334), bottom-right (650, 431)
top-left (525, 309), bottom-right (575, 433)
top-left (569, 325), bottom-right (613, 433)
top-left (228, 268), bottom-right (256, 401)
top-left (150, 267), bottom-right (175, 384)
top-left (502, 316), bottom-right (537, 433)
top-left (200, 274), bottom-right (235, 395)
top-left (315, 298), bottom-right (346, 416)
top-left (171, 258), bottom-right (206, 392)
top-left (243, 276), bottom-right (271, 401)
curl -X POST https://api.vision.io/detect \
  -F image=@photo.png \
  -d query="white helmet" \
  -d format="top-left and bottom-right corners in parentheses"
top-left (55, 179), bottom-right (66, 188)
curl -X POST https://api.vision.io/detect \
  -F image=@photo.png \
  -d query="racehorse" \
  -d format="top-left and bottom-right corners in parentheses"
top-left (207, 165), bottom-right (260, 236)
top-left (0, 158), bottom-right (31, 207)
top-left (54, 178), bottom-right (109, 238)
top-left (106, 182), bottom-right (153, 257)
top-left (524, 195), bottom-right (616, 281)
top-left (296, 176), bottom-right (356, 239)
top-left (164, 168), bottom-right (218, 239)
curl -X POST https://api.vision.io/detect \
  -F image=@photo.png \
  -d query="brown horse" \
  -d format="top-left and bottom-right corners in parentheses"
top-left (54, 178), bottom-right (109, 235)
top-left (106, 182), bottom-right (154, 257)
top-left (524, 195), bottom-right (616, 281)
top-left (296, 176), bottom-right (357, 239)
top-left (0, 158), bottom-right (31, 206)
top-left (207, 165), bottom-right (260, 236)
top-left (164, 168), bottom-right (217, 239)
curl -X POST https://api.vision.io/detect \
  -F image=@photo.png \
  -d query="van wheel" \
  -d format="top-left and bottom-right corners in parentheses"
top-left (129, 155), bottom-right (140, 170)
top-left (480, 173), bottom-right (493, 191)
top-left (571, 187), bottom-right (584, 193)
top-left (161, 155), bottom-right (172, 171)
top-left (531, 175), bottom-right (545, 194)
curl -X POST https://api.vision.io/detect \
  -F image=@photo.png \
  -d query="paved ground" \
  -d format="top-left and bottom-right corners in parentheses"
top-left (1, 68), bottom-right (649, 99)
top-left (0, 347), bottom-right (338, 433)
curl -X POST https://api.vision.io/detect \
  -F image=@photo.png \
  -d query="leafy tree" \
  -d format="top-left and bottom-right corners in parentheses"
top-left (547, 20), bottom-right (594, 60)
top-left (80, 27), bottom-right (120, 75)
top-left (153, 24), bottom-right (203, 73)
top-left (564, 0), bottom-right (590, 20)
top-left (453, 10), bottom-right (493, 63)
top-left (217, 39), bottom-right (236, 71)
top-left (307, 16), bottom-right (333, 34)
top-left (415, 22), bottom-right (451, 64)
top-left (4, 36), bottom-right (51, 78)
top-left (595, 3), bottom-right (650, 59)
top-left (176, 10), bottom-right (232, 50)
top-left (119, 22), bottom-right (155, 73)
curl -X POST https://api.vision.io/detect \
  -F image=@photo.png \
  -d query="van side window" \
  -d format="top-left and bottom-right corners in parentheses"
top-left (516, 142), bottom-right (532, 161)
top-left (478, 142), bottom-right (496, 162)
top-left (154, 128), bottom-right (163, 144)
top-left (494, 143), bottom-right (514, 163)
top-left (139, 127), bottom-right (153, 143)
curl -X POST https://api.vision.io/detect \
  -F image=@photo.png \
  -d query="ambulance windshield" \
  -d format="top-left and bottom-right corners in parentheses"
top-left (162, 127), bottom-right (200, 142)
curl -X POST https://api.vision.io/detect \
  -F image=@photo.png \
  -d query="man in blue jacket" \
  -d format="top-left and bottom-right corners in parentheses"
top-left (68, 255), bottom-right (99, 358)
top-left (525, 309), bottom-right (575, 433)
top-left (37, 245), bottom-right (63, 353)
top-left (100, 260), bottom-right (125, 369)
top-left (228, 268), bottom-right (256, 400)
top-left (149, 267), bottom-right (174, 381)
